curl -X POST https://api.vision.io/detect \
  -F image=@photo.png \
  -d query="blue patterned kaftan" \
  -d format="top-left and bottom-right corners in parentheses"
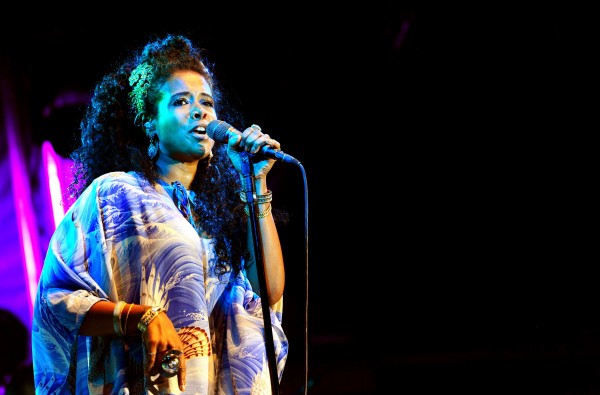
top-left (32, 171), bottom-right (288, 394)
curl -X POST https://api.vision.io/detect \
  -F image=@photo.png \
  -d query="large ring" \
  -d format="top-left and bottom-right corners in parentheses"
top-left (160, 349), bottom-right (182, 377)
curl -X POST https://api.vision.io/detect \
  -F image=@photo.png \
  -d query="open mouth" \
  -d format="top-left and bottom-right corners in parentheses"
top-left (192, 125), bottom-right (206, 134)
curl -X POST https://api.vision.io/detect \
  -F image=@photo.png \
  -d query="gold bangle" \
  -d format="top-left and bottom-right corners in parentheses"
top-left (239, 190), bottom-right (273, 204)
top-left (244, 203), bottom-right (272, 218)
top-left (113, 301), bottom-right (126, 336)
top-left (122, 303), bottom-right (133, 336)
top-left (137, 306), bottom-right (165, 333)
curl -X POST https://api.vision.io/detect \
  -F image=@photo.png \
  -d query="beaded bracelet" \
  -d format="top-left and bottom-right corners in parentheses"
top-left (244, 203), bottom-right (272, 218)
top-left (137, 306), bottom-right (165, 333)
top-left (239, 190), bottom-right (273, 204)
top-left (113, 301), bottom-right (126, 336)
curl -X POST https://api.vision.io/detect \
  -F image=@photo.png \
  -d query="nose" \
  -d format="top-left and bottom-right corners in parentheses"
top-left (191, 108), bottom-right (203, 120)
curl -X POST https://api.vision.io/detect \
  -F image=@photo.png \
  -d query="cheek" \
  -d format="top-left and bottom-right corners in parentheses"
top-left (156, 112), bottom-right (184, 134)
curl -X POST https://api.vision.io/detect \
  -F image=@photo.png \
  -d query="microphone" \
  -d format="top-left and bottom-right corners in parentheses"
top-left (207, 120), bottom-right (301, 165)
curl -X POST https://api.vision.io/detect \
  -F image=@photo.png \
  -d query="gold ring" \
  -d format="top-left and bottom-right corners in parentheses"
top-left (147, 352), bottom-right (156, 356)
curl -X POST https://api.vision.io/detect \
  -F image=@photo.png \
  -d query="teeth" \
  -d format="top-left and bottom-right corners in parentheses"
top-left (194, 127), bottom-right (206, 133)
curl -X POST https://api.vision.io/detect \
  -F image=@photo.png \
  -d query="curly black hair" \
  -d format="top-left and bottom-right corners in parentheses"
top-left (69, 34), bottom-right (253, 276)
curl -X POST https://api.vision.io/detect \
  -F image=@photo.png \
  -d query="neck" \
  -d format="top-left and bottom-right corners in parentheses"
top-left (156, 157), bottom-right (198, 190)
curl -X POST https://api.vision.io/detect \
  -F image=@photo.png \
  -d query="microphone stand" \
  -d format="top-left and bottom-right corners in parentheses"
top-left (239, 151), bottom-right (280, 395)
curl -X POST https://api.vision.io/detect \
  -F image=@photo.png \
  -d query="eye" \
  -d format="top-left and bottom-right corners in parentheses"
top-left (173, 97), bottom-right (190, 107)
top-left (200, 98), bottom-right (214, 108)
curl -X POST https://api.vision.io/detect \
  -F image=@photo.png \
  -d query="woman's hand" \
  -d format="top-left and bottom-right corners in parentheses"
top-left (143, 311), bottom-right (186, 392)
top-left (226, 124), bottom-right (279, 179)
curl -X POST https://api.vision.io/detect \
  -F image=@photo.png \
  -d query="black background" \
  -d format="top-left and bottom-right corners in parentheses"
top-left (3, 4), bottom-right (600, 394)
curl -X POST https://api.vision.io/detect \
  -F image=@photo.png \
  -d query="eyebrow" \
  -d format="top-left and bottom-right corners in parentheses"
top-left (171, 91), bottom-right (213, 100)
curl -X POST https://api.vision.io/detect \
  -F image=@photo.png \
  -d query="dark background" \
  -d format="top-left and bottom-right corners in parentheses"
top-left (3, 4), bottom-right (599, 394)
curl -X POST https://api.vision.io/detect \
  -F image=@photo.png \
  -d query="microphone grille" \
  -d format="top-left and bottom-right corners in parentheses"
top-left (206, 120), bottom-right (230, 142)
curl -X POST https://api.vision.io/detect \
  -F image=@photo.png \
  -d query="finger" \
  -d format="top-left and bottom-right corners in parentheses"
top-left (238, 125), bottom-right (259, 150)
top-left (243, 132), bottom-right (260, 152)
top-left (265, 137), bottom-right (281, 150)
top-left (178, 355), bottom-right (186, 392)
top-left (248, 133), bottom-right (273, 154)
top-left (146, 350), bottom-right (157, 375)
top-left (227, 129), bottom-right (242, 148)
top-left (254, 138), bottom-right (281, 156)
top-left (243, 125), bottom-right (265, 150)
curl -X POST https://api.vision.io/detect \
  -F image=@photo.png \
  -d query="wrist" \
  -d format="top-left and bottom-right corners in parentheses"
top-left (137, 306), bottom-right (165, 333)
top-left (253, 178), bottom-right (268, 194)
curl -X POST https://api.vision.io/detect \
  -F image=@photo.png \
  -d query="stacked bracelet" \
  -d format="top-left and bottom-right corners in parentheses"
top-left (113, 301), bottom-right (126, 336)
top-left (244, 203), bottom-right (272, 218)
top-left (137, 306), bottom-right (165, 333)
top-left (239, 190), bottom-right (273, 204)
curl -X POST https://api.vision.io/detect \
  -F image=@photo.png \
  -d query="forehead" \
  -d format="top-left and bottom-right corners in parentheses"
top-left (161, 70), bottom-right (212, 95)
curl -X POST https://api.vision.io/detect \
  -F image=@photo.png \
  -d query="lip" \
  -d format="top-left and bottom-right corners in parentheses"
top-left (191, 132), bottom-right (208, 141)
top-left (190, 123), bottom-right (207, 133)
top-left (190, 124), bottom-right (207, 139)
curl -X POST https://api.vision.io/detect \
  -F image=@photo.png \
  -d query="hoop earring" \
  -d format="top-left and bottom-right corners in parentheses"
top-left (148, 133), bottom-right (158, 159)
